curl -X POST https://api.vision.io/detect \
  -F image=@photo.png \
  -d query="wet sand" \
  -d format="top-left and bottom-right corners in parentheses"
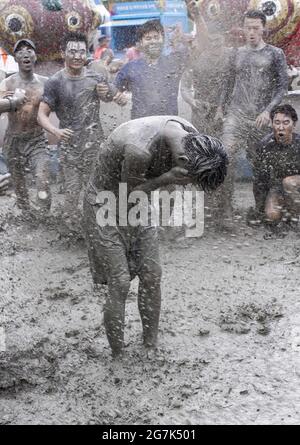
top-left (0, 183), bottom-right (299, 425)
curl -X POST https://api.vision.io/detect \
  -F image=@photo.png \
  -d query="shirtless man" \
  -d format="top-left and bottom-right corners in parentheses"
top-left (0, 39), bottom-right (51, 213)
top-left (38, 32), bottom-right (127, 234)
top-left (83, 116), bottom-right (228, 357)
top-left (215, 9), bottom-right (288, 227)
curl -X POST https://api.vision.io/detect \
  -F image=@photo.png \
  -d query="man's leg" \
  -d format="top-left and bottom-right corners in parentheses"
top-left (83, 200), bottom-right (131, 356)
top-left (282, 175), bottom-right (300, 216)
top-left (215, 113), bottom-right (243, 222)
top-left (29, 138), bottom-right (52, 212)
top-left (61, 154), bottom-right (82, 231)
top-left (4, 139), bottom-right (29, 210)
top-left (135, 227), bottom-right (162, 348)
top-left (265, 189), bottom-right (285, 223)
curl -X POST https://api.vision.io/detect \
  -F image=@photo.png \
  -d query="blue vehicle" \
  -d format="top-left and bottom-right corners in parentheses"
top-left (96, 1), bottom-right (189, 54)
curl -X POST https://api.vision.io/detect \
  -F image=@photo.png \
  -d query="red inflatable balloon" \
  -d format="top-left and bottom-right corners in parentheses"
top-left (0, 0), bottom-right (102, 61)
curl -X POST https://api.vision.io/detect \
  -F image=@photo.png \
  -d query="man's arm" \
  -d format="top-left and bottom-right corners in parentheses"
top-left (256, 48), bottom-right (288, 129)
top-left (122, 145), bottom-right (190, 195)
top-left (114, 63), bottom-right (130, 93)
top-left (0, 86), bottom-right (27, 114)
top-left (37, 101), bottom-right (73, 142)
top-left (185, 0), bottom-right (209, 53)
top-left (265, 49), bottom-right (288, 112)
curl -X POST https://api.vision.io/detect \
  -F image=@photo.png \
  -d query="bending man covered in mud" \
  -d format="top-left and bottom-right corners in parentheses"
top-left (252, 104), bottom-right (300, 233)
top-left (0, 39), bottom-right (51, 213)
top-left (38, 32), bottom-right (127, 234)
top-left (83, 116), bottom-right (228, 357)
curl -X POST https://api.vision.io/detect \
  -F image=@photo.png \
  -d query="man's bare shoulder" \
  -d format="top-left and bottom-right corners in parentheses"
top-left (1, 73), bottom-right (19, 89)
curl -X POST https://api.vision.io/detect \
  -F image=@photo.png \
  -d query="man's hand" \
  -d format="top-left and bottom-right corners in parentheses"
top-left (55, 128), bottom-right (74, 143)
top-left (113, 91), bottom-right (128, 107)
top-left (96, 82), bottom-right (110, 98)
top-left (255, 110), bottom-right (270, 129)
top-left (0, 173), bottom-right (11, 195)
top-left (164, 167), bottom-right (191, 185)
top-left (186, 0), bottom-right (200, 19)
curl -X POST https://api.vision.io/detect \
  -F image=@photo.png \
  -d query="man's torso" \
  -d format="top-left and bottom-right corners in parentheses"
top-left (0, 73), bottom-right (47, 135)
top-left (116, 52), bottom-right (187, 119)
top-left (42, 68), bottom-right (103, 135)
top-left (259, 132), bottom-right (300, 184)
top-left (229, 44), bottom-right (284, 117)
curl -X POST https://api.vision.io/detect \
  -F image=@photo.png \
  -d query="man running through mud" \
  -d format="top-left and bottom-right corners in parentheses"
top-left (215, 9), bottom-right (288, 229)
top-left (252, 104), bottom-right (300, 234)
top-left (38, 32), bottom-right (127, 234)
top-left (83, 116), bottom-right (228, 358)
top-left (0, 39), bottom-right (51, 214)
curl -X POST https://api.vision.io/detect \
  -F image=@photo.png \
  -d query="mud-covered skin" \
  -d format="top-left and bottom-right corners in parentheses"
top-left (0, 45), bottom-right (51, 211)
top-left (0, 73), bottom-right (47, 134)
top-left (216, 43), bottom-right (288, 221)
top-left (84, 116), bottom-right (199, 356)
top-left (253, 132), bottom-right (300, 216)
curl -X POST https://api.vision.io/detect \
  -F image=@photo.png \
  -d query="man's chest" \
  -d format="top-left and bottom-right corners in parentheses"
top-left (236, 51), bottom-right (273, 77)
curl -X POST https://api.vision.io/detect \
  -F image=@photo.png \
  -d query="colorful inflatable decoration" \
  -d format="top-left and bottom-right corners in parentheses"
top-left (249, 0), bottom-right (300, 65)
top-left (197, 0), bottom-right (300, 65)
top-left (0, 0), bottom-right (103, 61)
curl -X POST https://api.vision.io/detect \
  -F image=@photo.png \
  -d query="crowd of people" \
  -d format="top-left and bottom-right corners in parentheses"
top-left (1, 1), bottom-right (300, 357)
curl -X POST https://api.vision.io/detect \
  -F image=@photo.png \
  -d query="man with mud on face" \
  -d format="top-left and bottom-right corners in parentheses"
top-left (83, 116), bottom-right (228, 358)
top-left (215, 9), bottom-right (289, 230)
top-left (252, 104), bottom-right (300, 233)
top-left (0, 40), bottom-right (51, 213)
top-left (38, 32), bottom-right (127, 235)
top-left (114, 1), bottom-right (208, 119)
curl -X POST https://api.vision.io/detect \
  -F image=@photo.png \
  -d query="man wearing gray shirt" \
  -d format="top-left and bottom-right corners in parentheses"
top-left (215, 9), bottom-right (288, 228)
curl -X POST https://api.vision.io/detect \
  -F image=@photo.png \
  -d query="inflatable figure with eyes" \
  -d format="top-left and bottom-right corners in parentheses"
top-left (197, 0), bottom-right (300, 65)
top-left (0, 0), bottom-right (102, 62)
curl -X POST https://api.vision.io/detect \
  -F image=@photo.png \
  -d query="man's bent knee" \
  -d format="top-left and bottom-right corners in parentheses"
top-left (282, 176), bottom-right (300, 192)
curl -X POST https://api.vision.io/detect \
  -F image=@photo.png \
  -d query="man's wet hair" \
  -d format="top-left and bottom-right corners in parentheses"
top-left (244, 9), bottom-right (267, 26)
top-left (183, 133), bottom-right (228, 192)
top-left (270, 104), bottom-right (298, 122)
top-left (61, 32), bottom-right (88, 51)
top-left (137, 19), bottom-right (165, 41)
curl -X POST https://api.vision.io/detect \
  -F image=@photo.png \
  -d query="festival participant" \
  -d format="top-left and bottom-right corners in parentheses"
top-left (215, 9), bottom-right (288, 228)
top-left (252, 104), bottom-right (300, 232)
top-left (83, 115), bottom-right (228, 357)
top-left (114, 1), bottom-right (207, 119)
top-left (38, 32), bottom-right (127, 233)
top-left (0, 39), bottom-right (51, 213)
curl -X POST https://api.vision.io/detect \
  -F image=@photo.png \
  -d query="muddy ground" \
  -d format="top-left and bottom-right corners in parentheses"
top-left (0, 180), bottom-right (299, 425)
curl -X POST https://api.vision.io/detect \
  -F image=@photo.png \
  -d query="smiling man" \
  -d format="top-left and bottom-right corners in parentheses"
top-left (38, 32), bottom-right (127, 234)
top-left (253, 104), bottom-right (300, 228)
top-left (0, 39), bottom-right (51, 213)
